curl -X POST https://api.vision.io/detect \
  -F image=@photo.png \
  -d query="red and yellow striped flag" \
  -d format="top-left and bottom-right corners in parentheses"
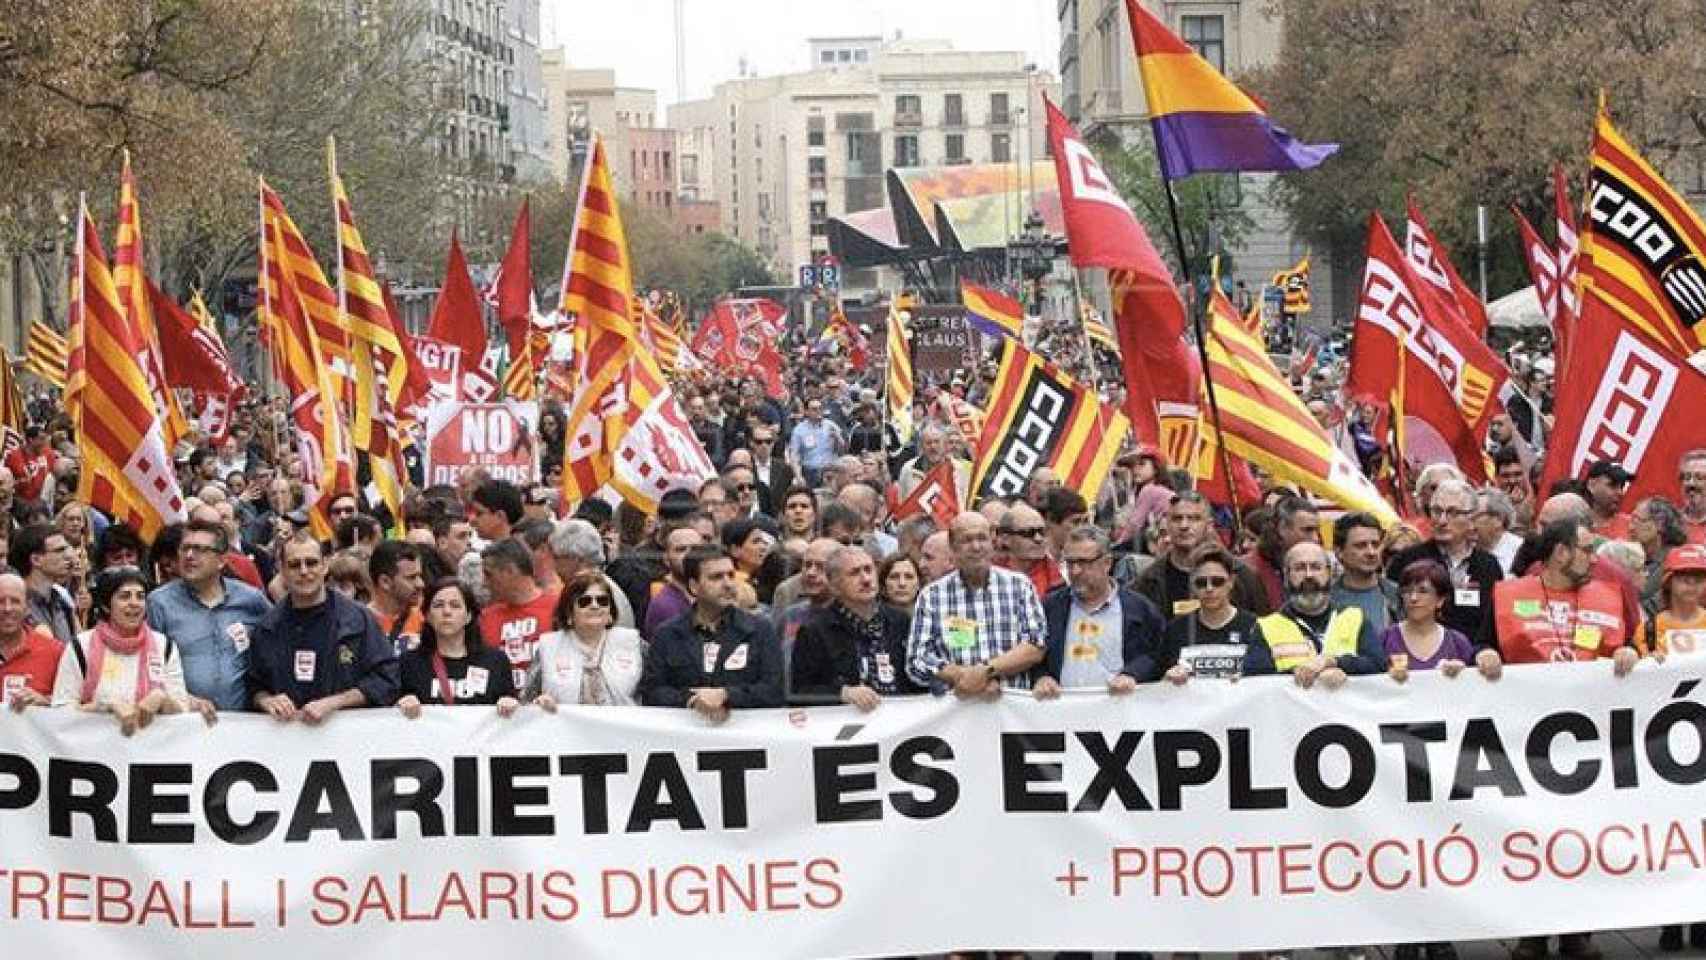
top-left (884, 302), bottom-right (914, 444)
top-left (329, 139), bottom-right (408, 529)
top-left (1202, 294), bottom-right (1396, 523)
top-left (24, 321), bottom-right (66, 389)
top-left (502, 337), bottom-right (537, 399)
top-left (969, 339), bottom-right (1128, 504)
top-left (66, 196), bottom-right (185, 539)
top-left (558, 133), bottom-right (640, 505)
top-left (260, 178), bottom-right (354, 539)
top-left (113, 150), bottom-right (188, 449)
top-left (640, 302), bottom-right (686, 377)
top-left (261, 178), bottom-right (350, 396)
top-left (0, 346), bottom-right (26, 458)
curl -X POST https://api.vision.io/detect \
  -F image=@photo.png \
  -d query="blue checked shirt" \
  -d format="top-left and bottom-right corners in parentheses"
top-left (906, 566), bottom-right (1046, 690)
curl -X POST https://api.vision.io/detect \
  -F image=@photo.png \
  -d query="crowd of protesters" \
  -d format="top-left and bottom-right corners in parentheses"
top-left (2, 312), bottom-right (1703, 960)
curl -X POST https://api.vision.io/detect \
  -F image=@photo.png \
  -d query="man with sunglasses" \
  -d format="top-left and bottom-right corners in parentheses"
top-left (1033, 527), bottom-right (1165, 699)
top-left (246, 532), bottom-right (397, 722)
top-left (996, 502), bottom-right (1066, 600)
top-left (1385, 480), bottom-right (1504, 643)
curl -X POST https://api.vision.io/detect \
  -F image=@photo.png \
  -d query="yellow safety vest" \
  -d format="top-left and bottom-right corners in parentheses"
top-left (1258, 608), bottom-right (1364, 672)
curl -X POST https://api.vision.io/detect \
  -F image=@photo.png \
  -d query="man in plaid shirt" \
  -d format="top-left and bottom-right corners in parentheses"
top-left (907, 512), bottom-right (1046, 695)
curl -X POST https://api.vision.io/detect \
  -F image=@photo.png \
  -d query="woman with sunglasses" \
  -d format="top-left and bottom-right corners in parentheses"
top-left (396, 578), bottom-right (519, 718)
top-left (527, 570), bottom-right (644, 708)
top-left (51, 567), bottom-right (198, 735)
top-left (1161, 544), bottom-right (1266, 684)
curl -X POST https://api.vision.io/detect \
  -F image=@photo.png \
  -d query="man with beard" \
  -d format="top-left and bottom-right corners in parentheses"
top-left (1492, 517), bottom-right (1638, 960)
top-left (1249, 541), bottom-right (1386, 685)
top-left (641, 521), bottom-right (704, 640)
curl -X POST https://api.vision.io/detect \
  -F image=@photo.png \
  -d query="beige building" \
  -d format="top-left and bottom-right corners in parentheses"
top-left (1061, 0), bottom-right (1334, 323)
top-left (540, 57), bottom-right (662, 198)
top-left (669, 37), bottom-right (1056, 290)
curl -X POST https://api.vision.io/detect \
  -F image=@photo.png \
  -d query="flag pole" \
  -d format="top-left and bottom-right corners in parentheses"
top-left (1161, 179), bottom-right (1245, 525)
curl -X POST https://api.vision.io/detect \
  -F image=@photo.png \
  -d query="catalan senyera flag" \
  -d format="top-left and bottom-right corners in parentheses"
top-left (260, 178), bottom-right (354, 538)
top-left (261, 178), bottom-right (350, 397)
top-left (113, 150), bottom-right (189, 449)
top-left (24, 321), bottom-right (66, 389)
top-left (1583, 98), bottom-right (1706, 364)
top-left (1124, 0), bottom-right (1337, 180)
top-left (884, 303), bottom-right (914, 445)
top-left (558, 133), bottom-right (640, 505)
top-left (969, 339), bottom-right (1129, 505)
top-left (501, 337), bottom-right (537, 399)
top-left (1080, 303), bottom-right (1119, 352)
top-left (329, 139), bottom-right (408, 530)
top-left (638, 299), bottom-right (687, 377)
top-left (66, 196), bottom-right (185, 539)
top-left (0, 347), bottom-right (26, 458)
top-left (1202, 294), bottom-right (1397, 524)
top-left (960, 280), bottom-right (1024, 340)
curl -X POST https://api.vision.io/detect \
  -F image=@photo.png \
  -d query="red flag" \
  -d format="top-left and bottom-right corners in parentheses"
top-left (1512, 206), bottom-right (1561, 334)
top-left (494, 199), bottom-right (534, 363)
top-left (691, 298), bottom-right (788, 399)
top-left (1404, 196), bottom-right (1491, 337)
top-left (1553, 164), bottom-right (1580, 371)
top-left (382, 281), bottom-right (433, 416)
top-left (149, 279), bottom-right (242, 396)
top-left (1347, 214), bottom-right (1491, 480)
top-left (427, 229), bottom-right (493, 401)
top-left (1043, 95), bottom-right (1198, 453)
top-left (891, 461), bottom-right (960, 528)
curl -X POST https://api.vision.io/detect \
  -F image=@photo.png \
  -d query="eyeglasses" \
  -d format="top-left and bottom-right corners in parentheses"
top-left (575, 594), bottom-right (613, 610)
top-left (179, 543), bottom-right (219, 556)
top-left (1428, 506), bottom-right (1472, 520)
top-left (284, 557), bottom-right (323, 571)
top-left (1192, 575), bottom-right (1230, 590)
top-left (1063, 553), bottom-right (1106, 568)
top-left (735, 483), bottom-right (756, 493)
top-left (1005, 527), bottom-right (1046, 540)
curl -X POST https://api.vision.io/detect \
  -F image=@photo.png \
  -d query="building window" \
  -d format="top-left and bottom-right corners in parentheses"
top-left (837, 49), bottom-right (851, 62)
top-left (1181, 15), bottom-right (1225, 71)
top-left (946, 133), bottom-right (965, 163)
top-left (989, 92), bottom-right (1010, 126)
top-left (895, 94), bottom-right (921, 126)
top-left (991, 132), bottom-right (1011, 163)
top-left (821, 50), bottom-right (835, 63)
top-left (944, 93), bottom-right (964, 127)
top-left (854, 49), bottom-right (868, 63)
top-left (808, 116), bottom-right (825, 147)
top-left (893, 134), bottom-right (919, 167)
top-left (808, 155), bottom-right (827, 189)
top-left (810, 200), bottom-right (828, 223)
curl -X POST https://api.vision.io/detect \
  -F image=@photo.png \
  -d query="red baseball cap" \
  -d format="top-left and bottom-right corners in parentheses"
top-left (1663, 544), bottom-right (1706, 578)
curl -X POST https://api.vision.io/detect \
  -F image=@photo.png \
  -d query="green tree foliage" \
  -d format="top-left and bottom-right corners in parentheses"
top-left (1255, 0), bottom-right (1706, 298)
top-left (1089, 130), bottom-right (1256, 284)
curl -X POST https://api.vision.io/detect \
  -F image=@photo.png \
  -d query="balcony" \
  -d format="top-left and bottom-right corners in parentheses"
top-left (943, 111), bottom-right (966, 129)
top-left (990, 111), bottom-right (1013, 127)
top-left (893, 110), bottom-right (922, 128)
top-left (945, 156), bottom-right (972, 166)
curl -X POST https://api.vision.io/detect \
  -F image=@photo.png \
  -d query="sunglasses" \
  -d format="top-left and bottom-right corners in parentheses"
top-left (735, 483), bottom-right (756, 492)
top-left (1005, 527), bottom-right (1046, 540)
top-left (575, 594), bottom-right (613, 610)
top-left (285, 557), bottom-right (323, 571)
top-left (1192, 575), bottom-right (1230, 590)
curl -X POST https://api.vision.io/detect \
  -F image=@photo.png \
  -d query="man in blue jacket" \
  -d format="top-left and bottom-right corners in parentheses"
top-left (639, 544), bottom-right (784, 720)
top-left (1033, 527), bottom-right (1166, 698)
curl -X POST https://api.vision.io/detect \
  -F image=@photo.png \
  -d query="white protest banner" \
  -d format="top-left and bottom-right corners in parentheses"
top-left (422, 400), bottom-right (538, 487)
top-left (2, 664), bottom-right (1705, 958)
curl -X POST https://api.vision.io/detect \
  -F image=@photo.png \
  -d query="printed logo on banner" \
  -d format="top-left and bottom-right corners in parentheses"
top-left (1062, 137), bottom-right (1134, 214)
top-left (977, 369), bottom-right (1072, 500)
top-left (1359, 258), bottom-right (1468, 397)
top-left (1589, 175), bottom-right (1706, 330)
top-left (1569, 330), bottom-right (1677, 478)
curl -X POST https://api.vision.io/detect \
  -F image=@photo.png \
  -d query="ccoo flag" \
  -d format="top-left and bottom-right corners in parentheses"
top-left (1124, 0), bottom-right (1337, 180)
top-left (969, 339), bottom-right (1129, 505)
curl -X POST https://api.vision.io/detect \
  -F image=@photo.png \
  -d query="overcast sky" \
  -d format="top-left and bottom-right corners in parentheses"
top-left (543, 0), bottom-right (1061, 106)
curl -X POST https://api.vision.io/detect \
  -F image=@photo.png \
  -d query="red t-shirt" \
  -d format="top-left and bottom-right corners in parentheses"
top-left (478, 589), bottom-right (560, 692)
top-left (0, 626), bottom-right (64, 703)
top-left (1593, 512), bottom-right (1632, 541)
top-left (5, 447), bottom-right (57, 503)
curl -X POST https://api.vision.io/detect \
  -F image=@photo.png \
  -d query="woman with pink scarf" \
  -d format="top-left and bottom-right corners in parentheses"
top-left (51, 568), bottom-right (190, 735)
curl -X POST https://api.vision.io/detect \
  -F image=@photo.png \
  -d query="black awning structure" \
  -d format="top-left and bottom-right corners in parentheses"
top-left (827, 160), bottom-right (1064, 271)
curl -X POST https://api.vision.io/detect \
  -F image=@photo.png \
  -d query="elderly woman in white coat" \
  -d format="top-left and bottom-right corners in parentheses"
top-left (526, 570), bottom-right (644, 709)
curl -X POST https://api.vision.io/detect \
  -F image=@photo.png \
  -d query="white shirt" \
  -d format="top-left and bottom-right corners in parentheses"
top-left (524, 627), bottom-right (644, 706)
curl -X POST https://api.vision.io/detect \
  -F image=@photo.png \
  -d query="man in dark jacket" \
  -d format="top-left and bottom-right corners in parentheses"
top-left (246, 532), bottom-right (397, 722)
top-left (1034, 527), bottom-right (1167, 696)
top-left (1386, 479), bottom-right (1504, 642)
top-left (790, 545), bottom-right (923, 707)
top-left (639, 544), bottom-right (784, 720)
top-left (1134, 492), bottom-right (1269, 620)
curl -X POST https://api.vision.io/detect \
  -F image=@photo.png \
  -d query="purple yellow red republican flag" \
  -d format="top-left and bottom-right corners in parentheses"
top-left (959, 280), bottom-right (1024, 340)
top-left (1124, 0), bottom-right (1336, 180)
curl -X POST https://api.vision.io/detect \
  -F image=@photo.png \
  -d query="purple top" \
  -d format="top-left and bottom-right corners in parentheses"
top-left (642, 582), bottom-right (692, 642)
top-left (1379, 623), bottom-right (1475, 670)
